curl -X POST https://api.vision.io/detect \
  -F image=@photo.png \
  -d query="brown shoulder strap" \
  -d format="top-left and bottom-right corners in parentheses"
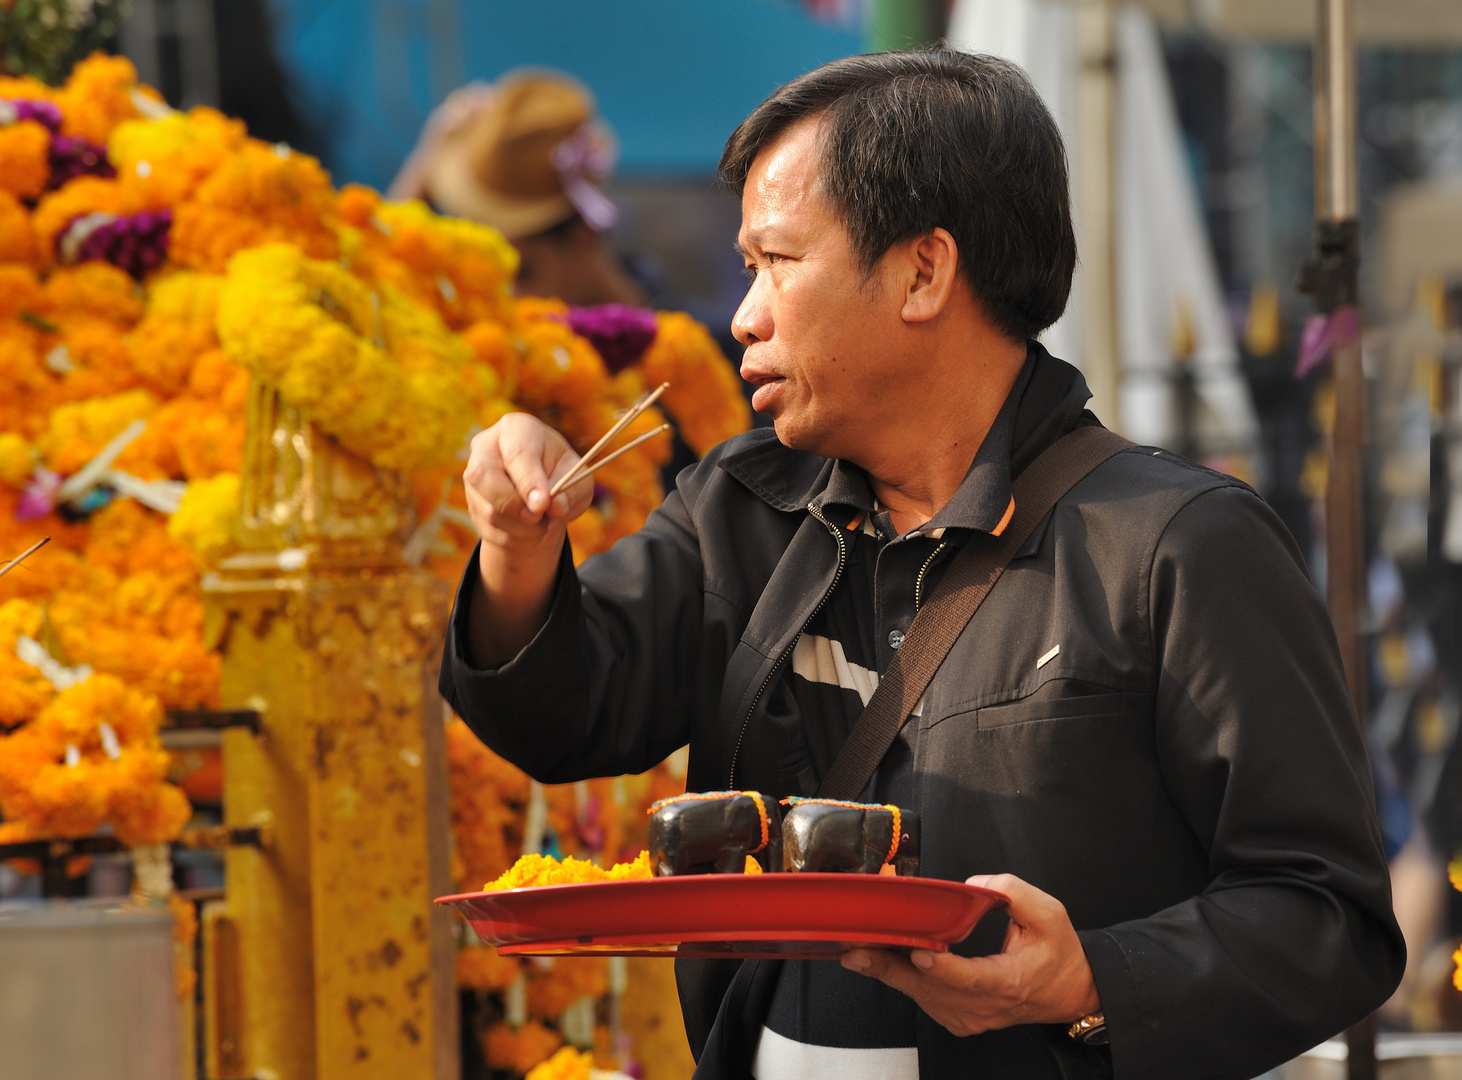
top-left (815, 425), bottom-right (1133, 801)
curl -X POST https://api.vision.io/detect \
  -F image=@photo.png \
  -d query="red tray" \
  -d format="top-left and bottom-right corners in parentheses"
top-left (436, 873), bottom-right (1008, 959)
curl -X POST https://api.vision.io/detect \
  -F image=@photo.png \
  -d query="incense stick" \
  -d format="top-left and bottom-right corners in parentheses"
top-left (0, 536), bottom-right (50, 580)
top-left (548, 382), bottom-right (670, 498)
top-left (558, 425), bottom-right (671, 490)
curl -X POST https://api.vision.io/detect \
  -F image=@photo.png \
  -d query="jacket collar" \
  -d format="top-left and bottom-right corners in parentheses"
top-left (718, 341), bottom-right (1094, 516)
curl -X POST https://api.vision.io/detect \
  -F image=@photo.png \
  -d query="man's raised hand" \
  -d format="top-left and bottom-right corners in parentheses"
top-left (462, 413), bottom-right (594, 666)
top-left (840, 873), bottom-right (1101, 1038)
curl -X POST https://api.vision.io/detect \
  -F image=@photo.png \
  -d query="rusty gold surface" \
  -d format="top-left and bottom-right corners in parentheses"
top-left (621, 959), bottom-right (696, 1080)
top-left (203, 903), bottom-right (249, 1080)
top-left (204, 399), bottom-right (457, 1080)
top-left (237, 383), bottom-right (415, 565)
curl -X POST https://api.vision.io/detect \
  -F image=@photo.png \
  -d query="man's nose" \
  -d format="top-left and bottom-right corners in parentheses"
top-left (732, 285), bottom-right (771, 346)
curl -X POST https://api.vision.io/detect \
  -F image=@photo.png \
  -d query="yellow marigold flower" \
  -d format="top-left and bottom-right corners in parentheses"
top-left (143, 270), bottom-right (224, 329)
top-left (485, 850), bottom-right (651, 891)
top-left (526, 1047), bottom-right (595, 1080)
top-left (168, 473), bottom-right (239, 568)
top-left (109, 108), bottom-right (247, 210)
top-left (36, 387), bottom-right (158, 476)
top-left (0, 121), bottom-right (51, 200)
top-left (0, 190), bottom-right (39, 267)
top-left (218, 243), bottom-right (474, 469)
top-left (0, 433), bottom-right (35, 488)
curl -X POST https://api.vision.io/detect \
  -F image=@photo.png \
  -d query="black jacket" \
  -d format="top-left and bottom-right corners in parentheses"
top-left (441, 346), bottom-right (1404, 1080)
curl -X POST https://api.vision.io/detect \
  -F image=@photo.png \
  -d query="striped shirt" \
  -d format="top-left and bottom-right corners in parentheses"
top-left (753, 359), bottom-right (1031, 1079)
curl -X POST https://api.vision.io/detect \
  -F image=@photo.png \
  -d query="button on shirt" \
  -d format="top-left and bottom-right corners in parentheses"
top-left (754, 358), bottom-right (1032, 1080)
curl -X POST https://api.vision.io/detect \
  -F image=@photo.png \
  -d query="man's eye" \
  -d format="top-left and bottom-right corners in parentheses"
top-left (741, 265), bottom-right (757, 282)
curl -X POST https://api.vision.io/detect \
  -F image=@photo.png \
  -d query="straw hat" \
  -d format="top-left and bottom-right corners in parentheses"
top-left (425, 70), bottom-right (619, 240)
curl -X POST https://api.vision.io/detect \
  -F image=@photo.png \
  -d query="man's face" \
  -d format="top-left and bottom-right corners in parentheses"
top-left (733, 118), bottom-right (907, 458)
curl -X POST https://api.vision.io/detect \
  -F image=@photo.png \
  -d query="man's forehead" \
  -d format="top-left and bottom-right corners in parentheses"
top-left (737, 120), bottom-right (826, 249)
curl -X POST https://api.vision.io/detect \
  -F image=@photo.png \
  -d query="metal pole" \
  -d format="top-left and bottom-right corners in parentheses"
top-left (1300, 1), bottom-right (1372, 1076)
top-left (1075, 0), bottom-right (1124, 435)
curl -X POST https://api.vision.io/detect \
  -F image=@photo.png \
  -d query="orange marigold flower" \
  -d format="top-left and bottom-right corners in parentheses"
top-left (0, 190), bottom-right (38, 266)
top-left (55, 53), bottom-right (148, 146)
top-left (455, 946), bottom-right (524, 993)
top-left (168, 142), bottom-right (338, 272)
top-left (0, 121), bottom-right (51, 200)
top-left (527, 957), bottom-right (610, 1021)
top-left (0, 264), bottom-right (46, 320)
top-left (638, 311), bottom-right (751, 456)
top-left (31, 177), bottom-right (134, 262)
top-left (43, 261), bottom-right (145, 327)
top-left (482, 1020), bottom-right (563, 1076)
top-left (127, 315), bottom-right (218, 396)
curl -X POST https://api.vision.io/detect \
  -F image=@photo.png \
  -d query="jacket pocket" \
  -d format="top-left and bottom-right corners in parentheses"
top-left (976, 691), bottom-right (1127, 730)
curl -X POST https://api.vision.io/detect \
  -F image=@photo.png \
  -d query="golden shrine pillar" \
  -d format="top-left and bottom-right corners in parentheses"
top-left (201, 386), bottom-right (458, 1080)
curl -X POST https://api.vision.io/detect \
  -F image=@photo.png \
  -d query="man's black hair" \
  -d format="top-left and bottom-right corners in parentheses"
top-left (719, 49), bottom-right (1076, 343)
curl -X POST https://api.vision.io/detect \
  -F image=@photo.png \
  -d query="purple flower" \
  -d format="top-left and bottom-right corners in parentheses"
top-left (16, 469), bottom-right (61, 522)
top-left (62, 209), bottom-right (172, 278)
top-left (567, 303), bottom-right (659, 374)
top-left (1, 98), bottom-right (63, 133)
top-left (48, 135), bottom-right (115, 187)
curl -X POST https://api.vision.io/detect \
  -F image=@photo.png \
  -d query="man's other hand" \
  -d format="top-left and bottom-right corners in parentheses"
top-left (840, 873), bottom-right (1101, 1037)
top-left (462, 413), bottom-right (594, 667)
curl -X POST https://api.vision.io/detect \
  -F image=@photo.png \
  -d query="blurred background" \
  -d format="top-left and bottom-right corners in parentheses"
top-left (2, 0), bottom-right (1461, 1071)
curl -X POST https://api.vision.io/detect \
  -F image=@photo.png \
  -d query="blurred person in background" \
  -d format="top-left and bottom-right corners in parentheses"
top-left (389, 69), bottom-right (648, 307)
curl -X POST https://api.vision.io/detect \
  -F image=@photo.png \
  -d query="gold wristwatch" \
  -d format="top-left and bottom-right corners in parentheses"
top-left (1068, 1012), bottom-right (1108, 1046)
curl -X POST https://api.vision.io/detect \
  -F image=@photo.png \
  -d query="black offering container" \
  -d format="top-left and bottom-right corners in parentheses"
top-left (648, 791), bottom-right (783, 875)
top-left (782, 799), bottom-right (920, 877)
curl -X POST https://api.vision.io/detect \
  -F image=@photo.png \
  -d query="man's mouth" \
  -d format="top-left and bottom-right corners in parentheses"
top-left (741, 368), bottom-right (785, 413)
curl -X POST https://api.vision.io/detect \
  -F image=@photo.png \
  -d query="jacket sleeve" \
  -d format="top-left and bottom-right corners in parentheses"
top-left (437, 473), bottom-right (712, 784)
top-left (1078, 483), bottom-right (1405, 1080)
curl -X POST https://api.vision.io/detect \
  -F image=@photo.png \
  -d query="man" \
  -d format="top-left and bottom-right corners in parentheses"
top-left (441, 50), bottom-right (1403, 1079)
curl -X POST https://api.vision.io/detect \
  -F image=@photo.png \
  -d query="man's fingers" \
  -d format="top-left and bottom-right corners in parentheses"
top-left (499, 436), bottom-right (559, 521)
top-left (966, 873), bottom-right (1063, 931)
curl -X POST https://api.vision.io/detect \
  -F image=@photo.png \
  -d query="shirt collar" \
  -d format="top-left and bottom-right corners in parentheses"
top-left (818, 351), bottom-right (1036, 539)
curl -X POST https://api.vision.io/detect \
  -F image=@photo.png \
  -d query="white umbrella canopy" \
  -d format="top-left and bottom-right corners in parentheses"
top-left (1131, 0), bottom-right (1462, 45)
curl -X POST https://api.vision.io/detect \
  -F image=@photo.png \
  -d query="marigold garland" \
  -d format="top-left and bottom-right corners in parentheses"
top-left (0, 191), bottom-right (39, 265)
top-left (0, 673), bottom-right (189, 844)
top-left (108, 107), bottom-right (247, 210)
top-left (0, 65), bottom-right (735, 1073)
top-left (168, 141), bottom-right (338, 273)
top-left (525, 1047), bottom-right (595, 1080)
top-left (484, 1020), bottom-right (564, 1076)
top-left (0, 120), bottom-right (51, 199)
top-left (168, 472), bottom-right (239, 567)
top-left (217, 242), bottom-right (477, 470)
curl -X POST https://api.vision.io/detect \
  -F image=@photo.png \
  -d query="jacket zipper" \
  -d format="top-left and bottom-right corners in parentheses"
top-left (914, 541), bottom-right (949, 612)
top-left (727, 501), bottom-right (847, 788)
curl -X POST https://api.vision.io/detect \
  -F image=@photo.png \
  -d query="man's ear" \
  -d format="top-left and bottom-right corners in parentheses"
top-left (900, 227), bottom-right (959, 325)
